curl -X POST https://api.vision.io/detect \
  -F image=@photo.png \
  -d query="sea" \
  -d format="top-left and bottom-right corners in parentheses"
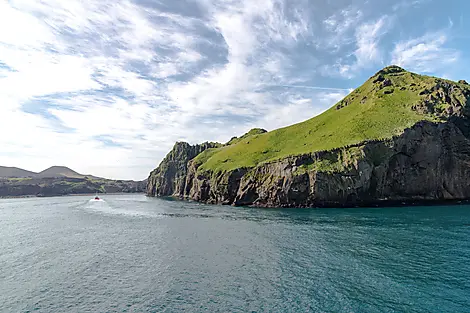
top-left (1, 194), bottom-right (469, 313)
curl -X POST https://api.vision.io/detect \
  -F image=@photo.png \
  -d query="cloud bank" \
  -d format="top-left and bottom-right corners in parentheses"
top-left (0, 0), bottom-right (466, 179)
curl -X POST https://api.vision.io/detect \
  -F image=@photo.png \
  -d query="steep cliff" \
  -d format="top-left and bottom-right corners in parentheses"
top-left (148, 66), bottom-right (470, 207)
top-left (146, 141), bottom-right (222, 197)
top-left (184, 120), bottom-right (470, 207)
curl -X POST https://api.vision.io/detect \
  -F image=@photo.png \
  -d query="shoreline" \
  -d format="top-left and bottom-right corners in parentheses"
top-left (151, 195), bottom-right (470, 209)
top-left (0, 192), bottom-right (145, 199)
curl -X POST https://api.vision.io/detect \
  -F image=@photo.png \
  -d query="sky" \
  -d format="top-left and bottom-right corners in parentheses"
top-left (1, 0), bottom-right (469, 180)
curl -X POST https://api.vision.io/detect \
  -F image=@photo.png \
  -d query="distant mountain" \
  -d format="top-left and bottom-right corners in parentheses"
top-left (36, 166), bottom-right (87, 179)
top-left (0, 166), bottom-right (36, 178)
top-left (0, 165), bottom-right (102, 179)
top-left (0, 165), bottom-right (147, 197)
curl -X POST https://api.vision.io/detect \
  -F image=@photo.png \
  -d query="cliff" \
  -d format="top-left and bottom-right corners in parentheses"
top-left (146, 141), bottom-right (222, 197)
top-left (147, 66), bottom-right (470, 207)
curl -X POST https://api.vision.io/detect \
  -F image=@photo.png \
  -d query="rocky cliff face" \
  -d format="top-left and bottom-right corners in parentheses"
top-left (146, 66), bottom-right (470, 208)
top-left (146, 141), bottom-right (221, 197)
top-left (179, 120), bottom-right (470, 207)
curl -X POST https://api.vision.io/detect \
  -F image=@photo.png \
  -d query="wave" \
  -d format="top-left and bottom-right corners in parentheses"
top-left (83, 200), bottom-right (162, 218)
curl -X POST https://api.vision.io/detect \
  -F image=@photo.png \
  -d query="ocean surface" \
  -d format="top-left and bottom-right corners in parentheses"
top-left (1, 195), bottom-right (469, 313)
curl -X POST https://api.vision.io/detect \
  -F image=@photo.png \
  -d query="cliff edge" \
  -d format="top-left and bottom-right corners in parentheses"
top-left (147, 66), bottom-right (470, 207)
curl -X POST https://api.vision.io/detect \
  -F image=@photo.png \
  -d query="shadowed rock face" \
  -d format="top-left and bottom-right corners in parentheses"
top-left (168, 120), bottom-right (470, 207)
top-left (146, 120), bottom-right (470, 207)
top-left (146, 142), bottom-right (221, 197)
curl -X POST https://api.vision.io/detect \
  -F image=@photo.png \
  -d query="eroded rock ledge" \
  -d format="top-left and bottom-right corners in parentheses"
top-left (147, 119), bottom-right (470, 207)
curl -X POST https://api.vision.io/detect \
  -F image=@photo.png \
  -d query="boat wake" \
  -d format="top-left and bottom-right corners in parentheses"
top-left (84, 199), bottom-right (161, 218)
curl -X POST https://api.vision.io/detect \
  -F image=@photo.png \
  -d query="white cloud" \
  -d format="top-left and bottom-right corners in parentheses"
top-left (2, 0), bottom-right (462, 180)
top-left (392, 0), bottom-right (430, 12)
top-left (391, 31), bottom-right (460, 73)
top-left (322, 7), bottom-right (363, 49)
top-left (325, 16), bottom-right (390, 78)
top-left (259, 90), bottom-right (350, 130)
top-left (354, 17), bottom-right (389, 67)
top-left (0, 52), bottom-right (99, 101)
top-left (0, 0), bottom-right (205, 179)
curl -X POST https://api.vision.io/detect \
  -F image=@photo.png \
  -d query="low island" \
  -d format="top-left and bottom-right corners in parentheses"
top-left (0, 166), bottom-right (146, 198)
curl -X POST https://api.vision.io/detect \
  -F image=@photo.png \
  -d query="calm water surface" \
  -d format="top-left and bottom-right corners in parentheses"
top-left (0, 195), bottom-right (469, 312)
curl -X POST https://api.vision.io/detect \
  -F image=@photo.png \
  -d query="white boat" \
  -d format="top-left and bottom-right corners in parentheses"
top-left (92, 193), bottom-right (102, 201)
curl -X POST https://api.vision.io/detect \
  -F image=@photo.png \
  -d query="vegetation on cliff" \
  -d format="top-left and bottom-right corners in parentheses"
top-left (147, 65), bottom-right (470, 207)
top-left (195, 66), bottom-right (470, 173)
top-left (147, 129), bottom-right (270, 197)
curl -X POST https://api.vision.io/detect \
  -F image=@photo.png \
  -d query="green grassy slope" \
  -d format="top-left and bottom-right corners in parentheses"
top-left (226, 128), bottom-right (267, 145)
top-left (195, 66), bottom-right (470, 173)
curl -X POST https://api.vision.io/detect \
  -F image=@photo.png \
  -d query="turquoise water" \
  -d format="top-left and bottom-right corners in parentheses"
top-left (1, 195), bottom-right (469, 312)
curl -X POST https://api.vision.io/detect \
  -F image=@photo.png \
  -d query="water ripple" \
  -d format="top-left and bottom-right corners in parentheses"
top-left (0, 195), bottom-right (469, 312)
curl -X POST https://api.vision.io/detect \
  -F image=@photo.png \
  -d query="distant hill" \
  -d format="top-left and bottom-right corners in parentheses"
top-left (0, 165), bottom-right (102, 179)
top-left (36, 166), bottom-right (87, 179)
top-left (0, 166), bottom-right (36, 178)
top-left (0, 165), bottom-right (147, 197)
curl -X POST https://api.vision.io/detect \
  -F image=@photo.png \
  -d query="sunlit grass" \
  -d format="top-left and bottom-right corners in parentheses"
top-left (194, 67), bottom-right (470, 173)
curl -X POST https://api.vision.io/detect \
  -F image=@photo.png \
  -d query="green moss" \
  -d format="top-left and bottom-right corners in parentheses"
top-left (226, 128), bottom-right (268, 145)
top-left (6, 177), bottom-right (30, 182)
top-left (194, 67), bottom-right (470, 173)
top-left (293, 146), bottom-right (366, 175)
top-left (193, 148), bottom-right (220, 167)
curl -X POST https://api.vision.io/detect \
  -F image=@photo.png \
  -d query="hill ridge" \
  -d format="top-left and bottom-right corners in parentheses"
top-left (146, 65), bottom-right (470, 208)
top-left (36, 166), bottom-right (84, 179)
top-left (0, 165), bottom-right (102, 179)
top-left (193, 65), bottom-right (470, 172)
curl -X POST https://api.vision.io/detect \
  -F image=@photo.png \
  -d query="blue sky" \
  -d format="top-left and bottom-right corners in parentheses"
top-left (0, 0), bottom-right (469, 180)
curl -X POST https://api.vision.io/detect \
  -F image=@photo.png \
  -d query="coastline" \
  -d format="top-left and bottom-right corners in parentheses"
top-left (150, 195), bottom-right (470, 209)
top-left (0, 192), bottom-right (145, 200)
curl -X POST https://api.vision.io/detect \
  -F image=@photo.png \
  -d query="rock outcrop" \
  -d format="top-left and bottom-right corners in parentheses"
top-left (180, 120), bottom-right (470, 207)
top-left (146, 142), bottom-right (221, 197)
top-left (146, 66), bottom-right (470, 208)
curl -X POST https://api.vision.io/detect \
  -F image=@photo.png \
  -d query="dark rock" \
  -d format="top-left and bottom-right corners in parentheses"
top-left (336, 99), bottom-right (350, 110)
top-left (177, 120), bottom-right (470, 208)
top-left (382, 78), bottom-right (392, 87)
top-left (384, 89), bottom-right (394, 95)
top-left (412, 79), bottom-right (470, 117)
top-left (373, 75), bottom-right (385, 83)
top-left (146, 141), bottom-right (221, 197)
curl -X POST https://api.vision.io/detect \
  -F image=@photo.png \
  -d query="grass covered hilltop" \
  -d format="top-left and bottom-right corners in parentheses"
top-left (147, 65), bottom-right (470, 208)
top-left (195, 65), bottom-right (470, 173)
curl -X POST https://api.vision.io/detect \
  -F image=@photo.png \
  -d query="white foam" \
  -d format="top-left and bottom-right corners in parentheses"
top-left (89, 198), bottom-right (105, 202)
top-left (83, 200), bottom-right (161, 218)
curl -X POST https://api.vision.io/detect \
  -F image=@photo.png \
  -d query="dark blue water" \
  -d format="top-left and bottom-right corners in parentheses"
top-left (1, 195), bottom-right (469, 312)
